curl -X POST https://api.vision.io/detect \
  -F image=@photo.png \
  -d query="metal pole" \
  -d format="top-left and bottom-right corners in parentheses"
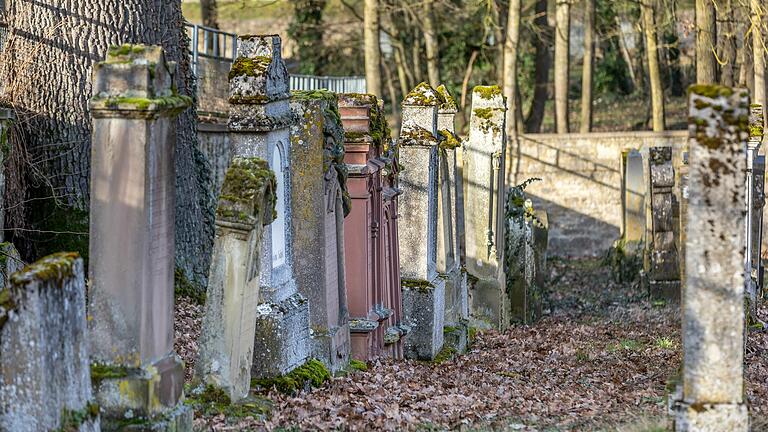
top-left (191, 25), bottom-right (199, 76)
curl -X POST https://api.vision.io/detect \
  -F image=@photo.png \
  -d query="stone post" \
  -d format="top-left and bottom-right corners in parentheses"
top-left (88, 45), bottom-right (192, 429)
top-left (289, 91), bottom-right (351, 373)
top-left (399, 82), bottom-right (446, 360)
top-left (672, 85), bottom-right (750, 431)
top-left (752, 155), bottom-right (765, 294)
top-left (0, 108), bottom-right (13, 243)
top-left (746, 105), bottom-right (764, 308)
top-left (647, 146), bottom-right (680, 301)
top-left (464, 86), bottom-right (509, 329)
top-left (227, 35), bottom-right (310, 378)
top-left (623, 149), bottom-right (645, 253)
top-left (435, 84), bottom-right (469, 353)
top-left (195, 157), bottom-right (276, 401)
top-left (0, 253), bottom-right (98, 432)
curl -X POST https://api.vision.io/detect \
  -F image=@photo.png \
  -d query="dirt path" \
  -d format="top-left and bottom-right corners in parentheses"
top-left (177, 258), bottom-right (768, 431)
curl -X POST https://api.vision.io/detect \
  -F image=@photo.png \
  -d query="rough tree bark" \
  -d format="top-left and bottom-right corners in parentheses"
top-left (554, 0), bottom-right (571, 133)
top-left (719, 0), bottom-right (737, 87)
top-left (525, 0), bottom-right (551, 134)
top-left (503, 0), bottom-right (521, 137)
top-left (642, 0), bottom-right (665, 131)
top-left (695, 0), bottom-right (717, 83)
top-left (580, 0), bottom-right (594, 133)
top-left (0, 0), bottom-right (215, 292)
top-left (364, 0), bottom-right (383, 97)
top-left (422, 0), bottom-right (440, 86)
top-left (201, 0), bottom-right (220, 28)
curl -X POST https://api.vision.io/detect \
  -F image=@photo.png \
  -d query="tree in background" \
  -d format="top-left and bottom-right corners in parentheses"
top-left (422, 0), bottom-right (441, 86)
top-left (642, 0), bottom-right (665, 131)
top-left (503, 0), bottom-right (522, 137)
top-left (524, 0), bottom-right (551, 134)
top-left (753, 0), bottom-right (766, 111)
top-left (201, 0), bottom-right (220, 29)
top-left (554, 0), bottom-right (571, 133)
top-left (289, 0), bottom-right (328, 75)
top-left (580, 0), bottom-right (595, 133)
top-left (365, 0), bottom-right (383, 97)
top-left (695, 0), bottom-right (717, 83)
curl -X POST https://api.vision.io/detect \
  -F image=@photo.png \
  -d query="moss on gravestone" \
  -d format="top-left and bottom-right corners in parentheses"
top-left (228, 56), bottom-right (272, 80)
top-left (251, 359), bottom-right (331, 394)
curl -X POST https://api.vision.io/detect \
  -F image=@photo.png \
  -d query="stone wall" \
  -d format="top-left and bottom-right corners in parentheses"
top-left (510, 131), bottom-right (688, 257)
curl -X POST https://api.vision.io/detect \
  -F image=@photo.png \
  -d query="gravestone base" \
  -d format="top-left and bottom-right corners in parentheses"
top-left (310, 322), bottom-right (351, 375)
top-left (443, 320), bottom-right (469, 354)
top-left (93, 356), bottom-right (191, 431)
top-left (469, 277), bottom-right (506, 330)
top-left (650, 280), bottom-right (681, 302)
top-left (402, 278), bottom-right (446, 360)
top-left (251, 293), bottom-right (311, 378)
top-left (673, 402), bottom-right (748, 432)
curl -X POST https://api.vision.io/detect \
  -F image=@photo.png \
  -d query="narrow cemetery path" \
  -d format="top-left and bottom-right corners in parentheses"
top-left (176, 259), bottom-right (768, 431)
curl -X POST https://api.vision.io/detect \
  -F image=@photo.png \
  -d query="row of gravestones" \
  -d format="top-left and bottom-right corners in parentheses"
top-left (622, 86), bottom-right (762, 431)
top-left (0, 35), bottom-right (547, 431)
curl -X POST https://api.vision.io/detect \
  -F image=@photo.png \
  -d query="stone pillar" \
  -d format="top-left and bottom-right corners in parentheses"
top-left (623, 149), bottom-right (646, 253)
top-left (88, 45), bottom-right (192, 429)
top-left (464, 86), bottom-right (509, 329)
top-left (339, 93), bottom-right (405, 361)
top-left (227, 35), bottom-right (310, 378)
top-left (0, 108), bottom-right (13, 243)
top-left (398, 82), bottom-right (445, 360)
top-left (746, 105), bottom-right (764, 305)
top-left (195, 157), bottom-right (276, 401)
top-left (753, 155), bottom-right (765, 294)
top-left (435, 84), bottom-right (469, 353)
top-left (289, 91), bottom-right (351, 373)
top-left (647, 146), bottom-right (680, 301)
top-left (672, 85), bottom-right (750, 431)
top-left (0, 253), bottom-right (98, 432)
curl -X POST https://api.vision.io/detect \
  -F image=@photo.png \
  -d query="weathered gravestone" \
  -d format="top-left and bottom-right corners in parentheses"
top-left (398, 82), bottom-right (446, 360)
top-left (338, 93), bottom-right (405, 361)
top-left (746, 105), bottom-right (765, 308)
top-left (464, 86), bottom-right (510, 329)
top-left (671, 85), bottom-right (750, 431)
top-left (227, 35), bottom-right (311, 378)
top-left (195, 157), bottom-right (276, 401)
top-left (646, 146), bottom-right (680, 301)
top-left (752, 155), bottom-right (766, 295)
top-left (0, 253), bottom-right (99, 432)
top-left (622, 148), bottom-right (645, 253)
top-left (289, 91), bottom-right (351, 373)
top-left (435, 84), bottom-right (469, 353)
top-left (88, 44), bottom-right (193, 430)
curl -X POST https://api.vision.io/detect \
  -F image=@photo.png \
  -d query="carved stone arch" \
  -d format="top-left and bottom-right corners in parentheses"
top-left (325, 169), bottom-right (343, 214)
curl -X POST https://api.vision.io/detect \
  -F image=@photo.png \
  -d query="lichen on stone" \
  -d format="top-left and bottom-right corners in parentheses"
top-left (9, 252), bottom-right (79, 287)
top-left (438, 129), bottom-right (461, 150)
top-left (435, 84), bottom-right (458, 112)
top-left (401, 278), bottom-right (435, 292)
top-left (399, 123), bottom-right (438, 147)
top-left (403, 82), bottom-right (440, 106)
top-left (474, 85), bottom-right (502, 100)
top-left (228, 56), bottom-right (272, 81)
top-left (217, 157), bottom-right (277, 225)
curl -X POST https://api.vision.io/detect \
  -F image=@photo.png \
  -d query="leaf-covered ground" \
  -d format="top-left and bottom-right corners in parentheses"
top-left (175, 258), bottom-right (768, 431)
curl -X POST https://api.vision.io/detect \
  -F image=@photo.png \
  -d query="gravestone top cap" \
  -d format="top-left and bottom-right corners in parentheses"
top-left (403, 82), bottom-right (440, 107)
top-left (688, 84), bottom-right (750, 149)
top-left (750, 104), bottom-right (764, 140)
top-left (217, 157), bottom-right (277, 228)
top-left (435, 85), bottom-right (458, 113)
top-left (471, 85), bottom-right (506, 110)
top-left (91, 44), bottom-right (191, 116)
top-left (9, 252), bottom-right (80, 287)
top-left (399, 121), bottom-right (439, 147)
top-left (339, 93), bottom-right (390, 147)
top-left (229, 35), bottom-right (289, 104)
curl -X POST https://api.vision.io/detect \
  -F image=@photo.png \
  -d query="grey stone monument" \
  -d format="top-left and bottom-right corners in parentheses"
top-left (0, 253), bottom-right (99, 432)
top-left (398, 82), bottom-right (446, 360)
top-left (227, 35), bottom-right (310, 378)
top-left (289, 91), bottom-right (351, 373)
top-left (88, 44), bottom-right (192, 430)
top-left (464, 85), bottom-right (509, 329)
top-left (671, 85), bottom-right (750, 431)
top-left (195, 157), bottom-right (277, 401)
top-left (647, 146), bottom-right (680, 301)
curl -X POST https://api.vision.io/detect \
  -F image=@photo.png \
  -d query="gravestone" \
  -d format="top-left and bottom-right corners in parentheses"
top-left (623, 149), bottom-right (645, 253)
top-left (671, 85), bottom-right (750, 431)
top-left (339, 93), bottom-right (405, 361)
top-left (435, 84), bottom-right (469, 353)
top-left (0, 253), bottom-right (99, 432)
top-left (464, 86), bottom-right (510, 329)
top-left (753, 155), bottom-right (765, 294)
top-left (398, 82), bottom-right (446, 360)
top-left (196, 157), bottom-right (277, 401)
top-left (289, 91), bottom-right (351, 373)
top-left (647, 146), bottom-right (680, 301)
top-left (0, 108), bottom-right (13, 242)
top-left (227, 35), bottom-right (310, 378)
top-left (746, 105), bottom-right (764, 306)
top-left (88, 44), bottom-right (192, 430)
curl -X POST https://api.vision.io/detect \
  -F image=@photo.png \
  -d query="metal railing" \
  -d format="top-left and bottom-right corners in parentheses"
top-left (290, 75), bottom-right (366, 93)
top-left (185, 23), bottom-right (238, 75)
top-left (185, 23), bottom-right (367, 94)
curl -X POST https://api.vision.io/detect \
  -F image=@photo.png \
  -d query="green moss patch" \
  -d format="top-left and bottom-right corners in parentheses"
top-left (229, 56), bottom-right (272, 80)
top-left (185, 384), bottom-right (273, 419)
top-left (252, 359), bottom-right (331, 394)
top-left (438, 129), bottom-right (461, 150)
top-left (55, 402), bottom-right (100, 432)
top-left (435, 84), bottom-right (458, 111)
top-left (217, 157), bottom-right (277, 224)
top-left (174, 267), bottom-right (206, 304)
top-left (688, 84), bottom-right (734, 99)
top-left (474, 85), bottom-right (502, 100)
top-left (10, 252), bottom-right (79, 287)
top-left (90, 363), bottom-right (130, 383)
top-left (432, 345), bottom-right (457, 364)
top-left (401, 278), bottom-right (435, 292)
top-left (349, 359), bottom-right (368, 371)
top-left (403, 82), bottom-right (440, 106)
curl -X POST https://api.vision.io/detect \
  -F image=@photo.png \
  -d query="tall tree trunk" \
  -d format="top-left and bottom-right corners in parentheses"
top-left (554, 0), bottom-right (570, 133)
top-left (695, 0), bottom-right (717, 83)
top-left (615, 15), bottom-right (638, 92)
top-left (580, 0), bottom-right (594, 133)
top-left (364, 0), bottom-right (383, 97)
top-left (753, 0), bottom-right (766, 112)
top-left (719, 0), bottom-right (737, 87)
top-left (642, 0), bottom-right (665, 131)
top-left (503, 0), bottom-right (521, 136)
top-left (0, 0), bottom-right (215, 290)
top-left (201, 0), bottom-right (219, 28)
top-left (422, 0), bottom-right (440, 86)
top-left (525, 0), bottom-right (551, 134)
